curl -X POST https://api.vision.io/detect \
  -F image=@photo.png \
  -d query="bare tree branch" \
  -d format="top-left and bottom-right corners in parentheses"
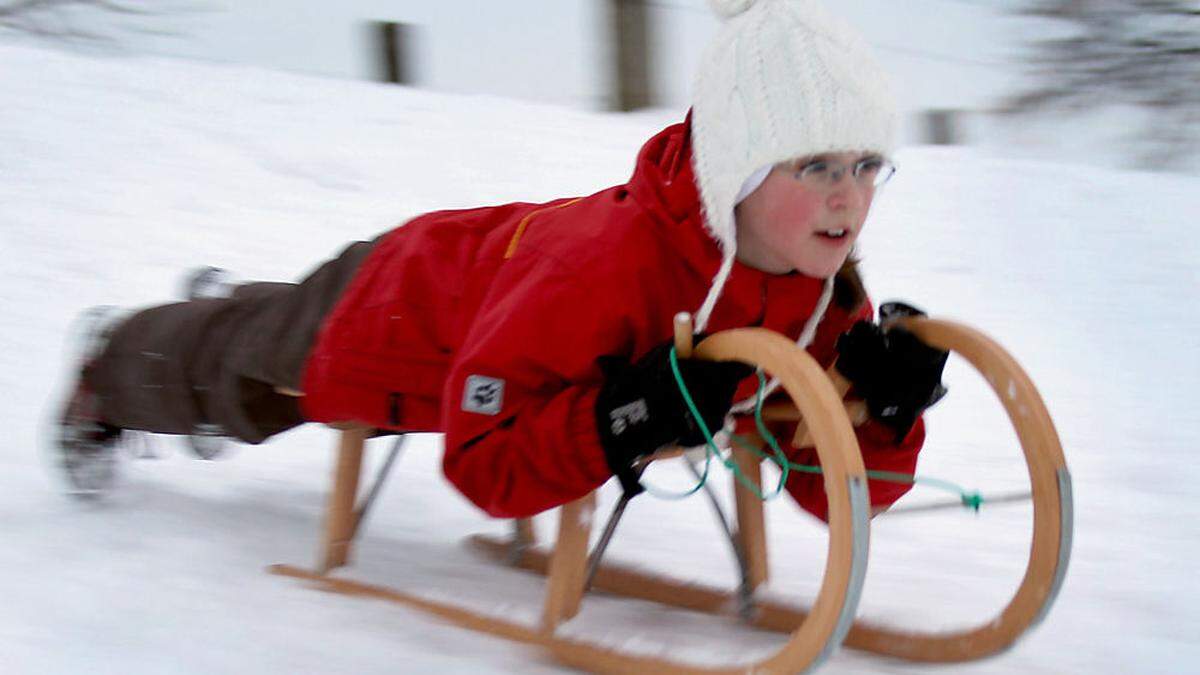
top-left (0, 0), bottom-right (197, 42)
top-left (1004, 0), bottom-right (1200, 168)
top-left (0, 0), bottom-right (153, 15)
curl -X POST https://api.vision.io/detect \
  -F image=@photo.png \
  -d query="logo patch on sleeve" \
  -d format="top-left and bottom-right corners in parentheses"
top-left (609, 399), bottom-right (649, 435)
top-left (462, 375), bottom-right (505, 415)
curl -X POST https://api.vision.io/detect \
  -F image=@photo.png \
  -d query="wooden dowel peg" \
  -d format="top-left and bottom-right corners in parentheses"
top-left (673, 312), bottom-right (694, 358)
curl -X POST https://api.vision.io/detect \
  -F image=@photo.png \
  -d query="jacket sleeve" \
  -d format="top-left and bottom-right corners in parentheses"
top-left (440, 254), bottom-right (630, 518)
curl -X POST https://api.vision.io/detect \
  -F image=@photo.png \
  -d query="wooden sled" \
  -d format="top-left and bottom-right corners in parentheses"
top-left (269, 316), bottom-right (1072, 673)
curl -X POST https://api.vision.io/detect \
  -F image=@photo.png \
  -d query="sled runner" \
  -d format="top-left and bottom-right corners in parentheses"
top-left (269, 316), bottom-right (1072, 673)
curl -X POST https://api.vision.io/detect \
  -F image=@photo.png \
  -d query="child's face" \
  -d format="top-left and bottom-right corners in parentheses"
top-left (734, 152), bottom-right (882, 278)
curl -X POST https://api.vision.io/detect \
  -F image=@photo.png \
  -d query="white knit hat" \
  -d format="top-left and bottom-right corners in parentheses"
top-left (689, 0), bottom-right (898, 331)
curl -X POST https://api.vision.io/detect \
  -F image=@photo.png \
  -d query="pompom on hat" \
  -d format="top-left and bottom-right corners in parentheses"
top-left (688, 0), bottom-right (898, 331)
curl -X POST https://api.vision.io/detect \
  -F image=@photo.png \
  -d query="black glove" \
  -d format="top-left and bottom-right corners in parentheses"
top-left (595, 338), bottom-right (752, 494)
top-left (835, 303), bottom-right (948, 442)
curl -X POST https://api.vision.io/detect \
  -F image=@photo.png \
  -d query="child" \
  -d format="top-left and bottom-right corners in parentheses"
top-left (54, 0), bottom-right (947, 520)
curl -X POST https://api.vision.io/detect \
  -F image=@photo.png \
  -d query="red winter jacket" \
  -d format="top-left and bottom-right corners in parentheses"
top-left (299, 120), bottom-right (924, 519)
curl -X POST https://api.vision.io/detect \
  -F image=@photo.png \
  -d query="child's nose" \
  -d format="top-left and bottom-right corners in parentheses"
top-left (826, 181), bottom-right (867, 211)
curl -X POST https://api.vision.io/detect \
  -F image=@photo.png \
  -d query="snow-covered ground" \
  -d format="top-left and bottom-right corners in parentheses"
top-left (1, 44), bottom-right (1197, 674)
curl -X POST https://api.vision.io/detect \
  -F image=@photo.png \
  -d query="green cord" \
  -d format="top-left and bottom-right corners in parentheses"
top-left (645, 347), bottom-right (986, 512)
top-left (634, 349), bottom-right (753, 500)
top-left (648, 350), bottom-right (790, 501)
top-left (739, 442), bottom-right (985, 512)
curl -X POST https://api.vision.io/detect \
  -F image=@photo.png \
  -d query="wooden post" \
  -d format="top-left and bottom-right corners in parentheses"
top-left (374, 21), bottom-right (414, 85)
top-left (610, 0), bottom-right (653, 111)
top-left (319, 428), bottom-right (369, 573)
top-left (924, 109), bottom-right (962, 145)
top-left (541, 494), bottom-right (596, 631)
top-left (733, 445), bottom-right (770, 590)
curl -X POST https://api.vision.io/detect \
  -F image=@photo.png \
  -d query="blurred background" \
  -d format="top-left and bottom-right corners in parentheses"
top-left (2, 3), bottom-right (1198, 674)
top-left (2, 0), bottom-right (1197, 172)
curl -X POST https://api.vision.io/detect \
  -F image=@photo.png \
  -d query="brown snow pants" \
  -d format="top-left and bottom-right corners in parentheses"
top-left (85, 240), bottom-right (376, 444)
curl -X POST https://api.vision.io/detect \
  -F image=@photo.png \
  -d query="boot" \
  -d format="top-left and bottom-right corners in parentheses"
top-left (181, 266), bottom-right (236, 300)
top-left (50, 306), bottom-right (127, 497)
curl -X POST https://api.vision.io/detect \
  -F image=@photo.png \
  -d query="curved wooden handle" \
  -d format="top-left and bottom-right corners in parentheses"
top-left (548, 327), bottom-right (870, 674)
top-left (752, 364), bottom-right (867, 448)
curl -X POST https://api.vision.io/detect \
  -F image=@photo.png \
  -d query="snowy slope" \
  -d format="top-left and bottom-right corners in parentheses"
top-left (1, 43), bottom-right (1197, 674)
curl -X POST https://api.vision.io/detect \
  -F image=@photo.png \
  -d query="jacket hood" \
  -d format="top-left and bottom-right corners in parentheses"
top-left (624, 115), bottom-right (704, 238)
top-left (624, 114), bottom-right (750, 333)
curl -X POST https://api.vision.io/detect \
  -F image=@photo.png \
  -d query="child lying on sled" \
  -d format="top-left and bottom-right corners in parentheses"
top-left (56, 0), bottom-right (947, 520)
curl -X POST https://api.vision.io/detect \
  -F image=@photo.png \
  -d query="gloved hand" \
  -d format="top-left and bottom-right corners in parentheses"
top-left (595, 337), bottom-right (752, 492)
top-left (835, 303), bottom-right (948, 442)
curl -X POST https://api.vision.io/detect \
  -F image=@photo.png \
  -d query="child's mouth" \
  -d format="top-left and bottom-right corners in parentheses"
top-left (816, 229), bottom-right (847, 240)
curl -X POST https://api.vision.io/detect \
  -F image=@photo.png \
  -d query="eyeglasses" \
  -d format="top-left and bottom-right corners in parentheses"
top-left (789, 155), bottom-right (897, 188)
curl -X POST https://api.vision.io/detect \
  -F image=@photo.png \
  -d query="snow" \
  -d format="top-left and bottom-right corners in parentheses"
top-left (2, 42), bottom-right (1198, 674)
